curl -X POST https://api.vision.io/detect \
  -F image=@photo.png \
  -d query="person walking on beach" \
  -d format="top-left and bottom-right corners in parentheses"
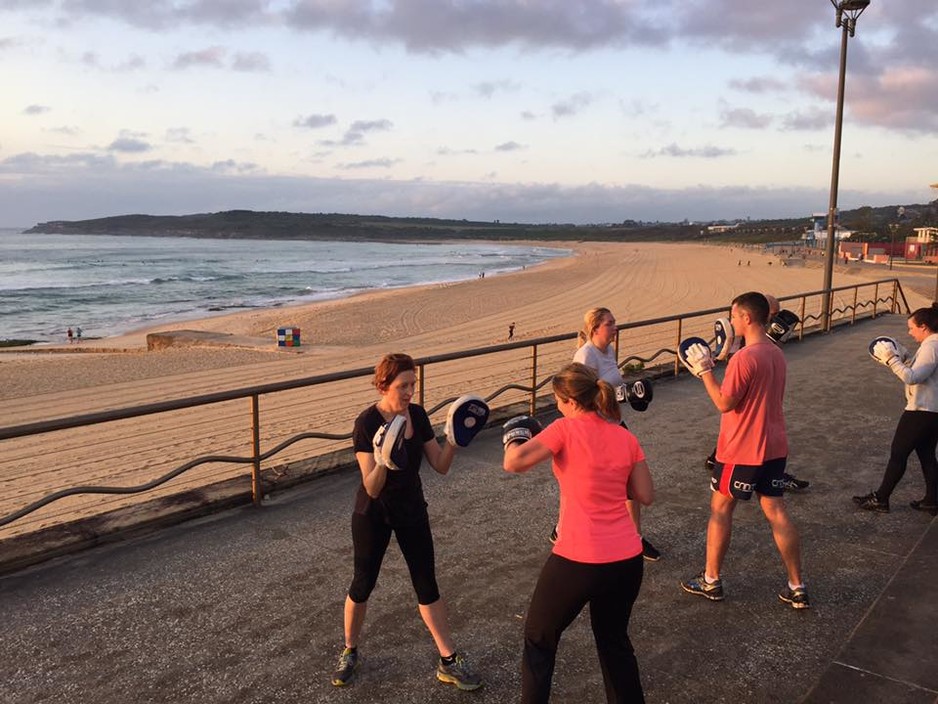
top-left (508, 322), bottom-right (516, 341)
top-left (66, 327), bottom-right (73, 344)
top-left (75, 326), bottom-right (82, 343)
top-left (503, 362), bottom-right (654, 703)
top-left (570, 307), bottom-right (661, 561)
top-left (855, 303), bottom-right (938, 515)
top-left (680, 292), bottom-right (809, 609)
top-left (332, 353), bottom-right (482, 691)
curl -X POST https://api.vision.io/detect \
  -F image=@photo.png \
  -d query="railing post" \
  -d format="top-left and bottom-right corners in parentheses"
top-left (798, 296), bottom-right (806, 341)
top-left (873, 283), bottom-right (879, 318)
top-left (891, 280), bottom-right (897, 314)
top-left (674, 319), bottom-right (683, 377)
top-left (251, 394), bottom-right (262, 506)
top-left (416, 363), bottom-right (425, 407)
top-left (851, 286), bottom-right (858, 324)
top-left (530, 345), bottom-right (538, 416)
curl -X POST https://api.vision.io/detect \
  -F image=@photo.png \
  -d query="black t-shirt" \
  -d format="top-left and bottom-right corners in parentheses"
top-left (351, 403), bottom-right (435, 526)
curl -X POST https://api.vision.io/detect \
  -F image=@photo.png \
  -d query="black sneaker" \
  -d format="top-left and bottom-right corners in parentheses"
top-left (910, 499), bottom-right (938, 516)
top-left (641, 537), bottom-right (661, 562)
top-left (782, 473), bottom-right (810, 491)
top-left (681, 571), bottom-right (724, 601)
top-left (437, 653), bottom-right (482, 691)
top-left (778, 585), bottom-right (811, 609)
top-left (853, 491), bottom-right (889, 513)
top-left (331, 647), bottom-right (360, 686)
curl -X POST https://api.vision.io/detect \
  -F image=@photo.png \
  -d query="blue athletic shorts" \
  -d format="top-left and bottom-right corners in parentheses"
top-left (709, 456), bottom-right (786, 499)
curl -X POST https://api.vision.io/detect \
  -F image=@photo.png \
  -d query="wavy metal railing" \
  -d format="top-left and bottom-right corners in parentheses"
top-left (0, 278), bottom-right (907, 530)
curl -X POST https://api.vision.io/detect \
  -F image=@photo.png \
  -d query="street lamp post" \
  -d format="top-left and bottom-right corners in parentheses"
top-left (888, 223), bottom-right (897, 271)
top-left (821, 0), bottom-right (870, 331)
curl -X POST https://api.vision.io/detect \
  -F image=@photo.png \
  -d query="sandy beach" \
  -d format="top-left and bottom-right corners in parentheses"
top-left (0, 241), bottom-right (932, 542)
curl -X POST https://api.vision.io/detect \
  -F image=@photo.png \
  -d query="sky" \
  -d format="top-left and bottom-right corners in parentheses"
top-left (1, 0), bottom-right (937, 227)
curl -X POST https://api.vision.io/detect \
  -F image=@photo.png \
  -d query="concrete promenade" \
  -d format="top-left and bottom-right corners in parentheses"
top-left (1, 314), bottom-right (935, 703)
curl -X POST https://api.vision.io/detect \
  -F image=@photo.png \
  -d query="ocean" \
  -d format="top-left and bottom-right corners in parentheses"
top-left (0, 230), bottom-right (568, 343)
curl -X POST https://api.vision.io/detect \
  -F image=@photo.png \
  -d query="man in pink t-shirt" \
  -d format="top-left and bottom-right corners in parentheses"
top-left (681, 292), bottom-right (809, 610)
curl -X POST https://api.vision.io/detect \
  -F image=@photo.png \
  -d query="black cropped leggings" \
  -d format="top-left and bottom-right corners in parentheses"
top-left (876, 410), bottom-right (938, 503)
top-left (347, 511), bottom-right (440, 605)
top-left (522, 552), bottom-right (645, 704)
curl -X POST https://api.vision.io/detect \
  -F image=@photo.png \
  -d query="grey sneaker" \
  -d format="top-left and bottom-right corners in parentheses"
top-left (779, 585), bottom-right (811, 609)
top-left (331, 647), bottom-right (359, 686)
top-left (681, 571), bottom-right (724, 601)
top-left (437, 653), bottom-right (482, 691)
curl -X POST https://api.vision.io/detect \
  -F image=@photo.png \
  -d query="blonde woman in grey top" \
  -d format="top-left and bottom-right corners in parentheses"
top-left (570, 307), bottom-right (661, 561)
top-left (854, 303), bottom-right (938, 515)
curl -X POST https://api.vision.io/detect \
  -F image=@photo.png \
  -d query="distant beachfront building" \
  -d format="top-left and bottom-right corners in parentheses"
top-left (706, 223), bottom-right (740, 233)
top-left (804, 212), bottom-right (854, 248)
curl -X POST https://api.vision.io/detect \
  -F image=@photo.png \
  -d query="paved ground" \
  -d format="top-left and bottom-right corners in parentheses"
top-left (1, 314), bottom-right (935, 704)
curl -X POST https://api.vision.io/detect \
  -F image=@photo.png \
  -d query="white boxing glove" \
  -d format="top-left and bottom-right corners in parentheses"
top-left (679, 337), bottom-right (715, 378)
top-left (373, 414), bottom-right (407, 470)
top-left (871, 339), bottom-right (900, 366)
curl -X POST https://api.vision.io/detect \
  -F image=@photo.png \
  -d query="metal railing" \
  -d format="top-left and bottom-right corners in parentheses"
top-left (0, 279), bottom-right (907, 540)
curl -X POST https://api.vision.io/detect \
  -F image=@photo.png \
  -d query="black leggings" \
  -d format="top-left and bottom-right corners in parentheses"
top-left (522, 553), bottom-right (644, 704)
top-left (876, 410), bottom-right (938, 503)
top-left (347, 512), bottom-right (440, 605)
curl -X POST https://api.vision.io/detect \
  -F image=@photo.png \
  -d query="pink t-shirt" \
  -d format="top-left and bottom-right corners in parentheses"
top-left (536, 413), bottom-right (645, 563)
top-left (716, 342), bottom-right (788, 465)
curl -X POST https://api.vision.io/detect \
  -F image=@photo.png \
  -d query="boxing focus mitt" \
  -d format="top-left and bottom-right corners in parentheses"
top-left (767, 309), bottom-right (800, 344)
top-left (373, 414), bottom-right (407, 470)
top-left (679, 337), bottom-right (714, 378)
top-left (617, 379), bottom-right (653, 412)
top-left (713, 318), bottom-right (735, 361)
top-left (445, 394), bottom-right (490, 447)
top-left (502, 415), bottom-right (543, 449)
top-left (869, 336), bottom-right (906, 366)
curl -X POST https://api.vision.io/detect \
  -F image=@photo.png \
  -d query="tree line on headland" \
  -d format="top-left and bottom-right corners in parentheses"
top-left (23, 201), bottom-right (937, 246)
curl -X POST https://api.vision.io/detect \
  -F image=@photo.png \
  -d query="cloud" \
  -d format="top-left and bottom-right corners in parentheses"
top-left (474, 80), bottom-right (520, 98)
top-left (0, 152), bottom-right (925, 227)
top-left (551, 92), bottom-right (592, 119)
top-left (211, 159), bottom-right (260, 174)
top-left (338, 158), bottom-right (402, 169)
top-left (436, 147), bottom-right (479, 156)
top-left (48, 0), bottom-right (274, 31)
top-left (729, 76), bottom-right (787, 94)
top-left (349, 119), bottom-right (393, 133)
top-left (781, 109), bottom-right (830, 131)
top-left (320, 119), bottom-right (393, 147)
top-left (232, 51), bottom-right (270, 72)
top-left (172, 46), bottom-right (226, 70)
top-left (46, 125), bottom-right (81, 136)
top-left (24, 104), bottom-right (51, 115)
top-left (294, 113), bottom-right (337, 129)
top-left (166, 127), bottom-right (195, 143)
top-left (720, 107), bottom-right (773, 129)
top-left (495, 141), bottom-right (524, 152)
top-left (284, 1), bottom-right (665, 53)
top-left (108, 137), bottom-right (152, 153)
top-left (0, 36), bottom-right (30, 50)
top-left (641, 143), bottom-right (737, 159)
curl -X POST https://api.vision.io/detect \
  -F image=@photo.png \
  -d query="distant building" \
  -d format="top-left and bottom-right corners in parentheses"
top-left (912, 226), bottom-right (938, 243)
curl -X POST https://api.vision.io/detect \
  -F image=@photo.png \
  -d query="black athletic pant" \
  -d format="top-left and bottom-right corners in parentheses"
top-left (876, 410), bottom-right (938, 504)
top-left (347, 512), bottom-right (440, 605)
top-left (521, 553), bottom-right (644, 704)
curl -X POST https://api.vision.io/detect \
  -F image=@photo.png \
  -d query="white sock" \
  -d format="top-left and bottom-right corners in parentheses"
top-left (788, 581), bottom-right (804, 591)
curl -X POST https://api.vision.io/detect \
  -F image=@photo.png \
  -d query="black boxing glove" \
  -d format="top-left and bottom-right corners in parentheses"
top-left (502, 415), bottom-right (543, 449)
